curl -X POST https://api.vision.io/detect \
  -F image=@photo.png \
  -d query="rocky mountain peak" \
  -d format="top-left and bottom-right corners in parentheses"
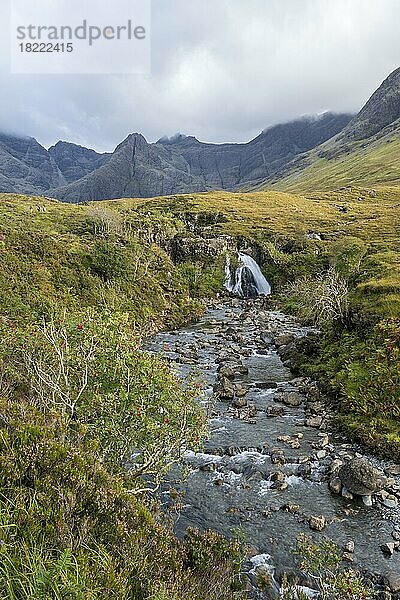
top-left (339, 67), bottom-right (400, 141)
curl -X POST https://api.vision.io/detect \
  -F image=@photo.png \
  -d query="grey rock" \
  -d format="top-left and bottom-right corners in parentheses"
top-left (214, 376), bottom-right (235, 400)
top-left (0, 113), bottom-right (352, 200)
top-left (381, 542), bottom-right (395, 556)
top-left (338, 67), bottom-right (400, 142)
top-left (338, 458), bottom-right (385, 496)
top-left (0, 133), bottom-right (67, 194)
top-left (305, 416), bottom-right (323, 428)
top-left (266, 405), bottom-right (285, 418)
top-left (232, 396), bottom-right (247, 408)
top-left (274, 333), bottom-right (296, 347)
top-left (383, 496), bottom-right (398, 509)
top-left (234, 384), bottom-right (248, 398)
top-left (362, 495), bottom-right (373, 507)
top-left (276, 391), bottom-right (304, 407)
top-left (342, 552), bottom-right (354, 563)
top-left (341, 486), bottom-right (354, 500)
top-left (329, 459), bottom-right (344, 474)
top-left (384, 572), bottom-right (400, 593)
top-left (281, 504), bottom-right (300, 513)
top-left (271, 472), bottom-right (285, 483)
top-left (258, 380), bottom-right (278, 390)
top-left (298, 463), bottom-right (312, 478)
top-left (4, 69), bottom-right (400, 201)
top-left (218, 365), bottom-right (236, 380)
top-left (272, 481), bottom-right (288, 491)
top-left (329, 477), bottom-right (342, 494)
top-left (48, 140), bottom-right (109, 183)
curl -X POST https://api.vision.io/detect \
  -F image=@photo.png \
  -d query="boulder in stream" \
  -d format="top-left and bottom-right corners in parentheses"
top-left (309, 515), bottom-right (326, 531)
top-left (274, 333), bottom-right (296, 347)
top-left (338, 458), bottom-right (386, 497)
top-left (385, 572), bottom-right (400, 593)
top-left (214, 376), bottom-right (235, 400)
top-left (232, 396), bottom-right (247, 408)
top-left (275, 391), bottom-right (304, 407)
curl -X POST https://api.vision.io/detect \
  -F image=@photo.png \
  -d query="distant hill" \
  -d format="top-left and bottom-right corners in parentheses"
top-left (0, 133), bottom-right (66, 194)
top-left (48, 141), bottom-right (110, 184)
top-left (0, 113), bottom-right (351, 202)
top-left (266, 67), bottom-right (400, 192)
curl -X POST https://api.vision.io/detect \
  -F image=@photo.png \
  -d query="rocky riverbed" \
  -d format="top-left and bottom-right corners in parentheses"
top-left (144, 299), bottom-right (400, 598)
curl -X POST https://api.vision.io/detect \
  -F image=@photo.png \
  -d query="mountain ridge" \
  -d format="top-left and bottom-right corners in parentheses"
top-left (1, 67), bottom-right (399, 201)
top-left (0, 112), bottom-right (352, 202)
top-left (263, 67), bottom-right (400, 192)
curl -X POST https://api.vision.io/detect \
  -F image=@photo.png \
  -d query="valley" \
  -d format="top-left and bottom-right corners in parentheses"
top-left (0, 65), bottom-right (399, 599)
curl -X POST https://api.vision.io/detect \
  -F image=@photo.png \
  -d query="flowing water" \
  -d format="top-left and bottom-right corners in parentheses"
top-left (145, 300), bottom-right (400, 593)
top-left (225, 253), bottom-right (272, 297)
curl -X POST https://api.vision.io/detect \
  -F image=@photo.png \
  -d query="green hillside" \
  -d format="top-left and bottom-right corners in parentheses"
top-left (0, 193), bottom-right (246, 600)
top-left (0, 187), bottom-right (399, 597)
top-left (274, 136), bottom-right (400, 193)
top-left (267, 67), bottom-right (400, 194)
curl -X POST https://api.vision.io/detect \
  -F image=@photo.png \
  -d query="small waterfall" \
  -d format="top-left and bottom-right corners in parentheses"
top-left (224, 252), bottom-right (271, 298)
top-left (224, 256), bottom-right (235, 292)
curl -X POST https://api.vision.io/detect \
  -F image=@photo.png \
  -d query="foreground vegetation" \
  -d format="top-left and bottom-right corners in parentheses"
top-left (0, 183), bottom-right (399, 596)
top-left (281, 535), bottom-right (375, 600)
top-left (0, 194), bottom-right (245, 598)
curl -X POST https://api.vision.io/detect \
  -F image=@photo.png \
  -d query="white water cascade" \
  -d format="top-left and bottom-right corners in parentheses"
top-left (224, 252), bottom-right (271, 298)
top-left (224, 256), bottom-right (235, 292)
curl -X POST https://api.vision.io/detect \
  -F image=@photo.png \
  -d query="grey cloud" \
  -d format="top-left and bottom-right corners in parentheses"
top-left (0, 0), bottom-right (399, 151)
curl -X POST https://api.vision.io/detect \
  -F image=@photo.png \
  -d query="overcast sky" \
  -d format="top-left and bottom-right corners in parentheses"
top-left (0, 0), bottom-right (399, 152)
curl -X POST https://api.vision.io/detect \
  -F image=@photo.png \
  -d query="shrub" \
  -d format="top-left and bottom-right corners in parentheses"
top-left (0, 396), bottom-right (245, 599)
top-left (85, 206), bottom-right (124, 237)
top-left (280, 535), bottom-right (375, 599)
top-left (3, 311), bottom-right (207, 489)
top-left (90, 241), bottom-right (128, 282)
top-left (286, 267), bottom-right (349, 326)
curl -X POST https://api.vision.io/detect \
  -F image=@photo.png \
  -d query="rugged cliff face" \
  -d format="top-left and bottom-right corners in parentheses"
top-left (48, 141), bottom-right (110, 184)
top-left (2, 68), bottom-right (400, 201)
top-left (337, 67), bottom-right (400, 142)
top-left (0, 133), bottom-right (66, 194)
top-left (158, 113), bottom-right (352, 186)
top-left (0, 112), bottom-right (352, 202)
top-left (267, 67), bottom-right (400, 190)
top-left (51, 113), bottom-right (351, 202)
top-left (50, 133), bottom-right (211, 202)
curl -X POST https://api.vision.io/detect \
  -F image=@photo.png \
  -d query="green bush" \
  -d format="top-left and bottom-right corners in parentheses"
top-left (90, 240), bottom-right (129, 282)
top-left (281, 535), bottom-right (375, 600)
top-left (1, 310), bottom-right (207, 488)
top-left (0, 394), bottom-right (245, 599)
top-left (0, 292), bottom-right (246, 600)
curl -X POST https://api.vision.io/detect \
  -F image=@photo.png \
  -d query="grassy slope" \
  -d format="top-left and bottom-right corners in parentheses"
top-left (2, 187), bottom-right (398, 321)
top-left (131, 187), bottom-right (400, 318)
top-left (0, 194), bottom-right (212, 327)
top-left (114, 185), bottom-right (400, 243)
top-left (272, 136), bottom-right (400, 194)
